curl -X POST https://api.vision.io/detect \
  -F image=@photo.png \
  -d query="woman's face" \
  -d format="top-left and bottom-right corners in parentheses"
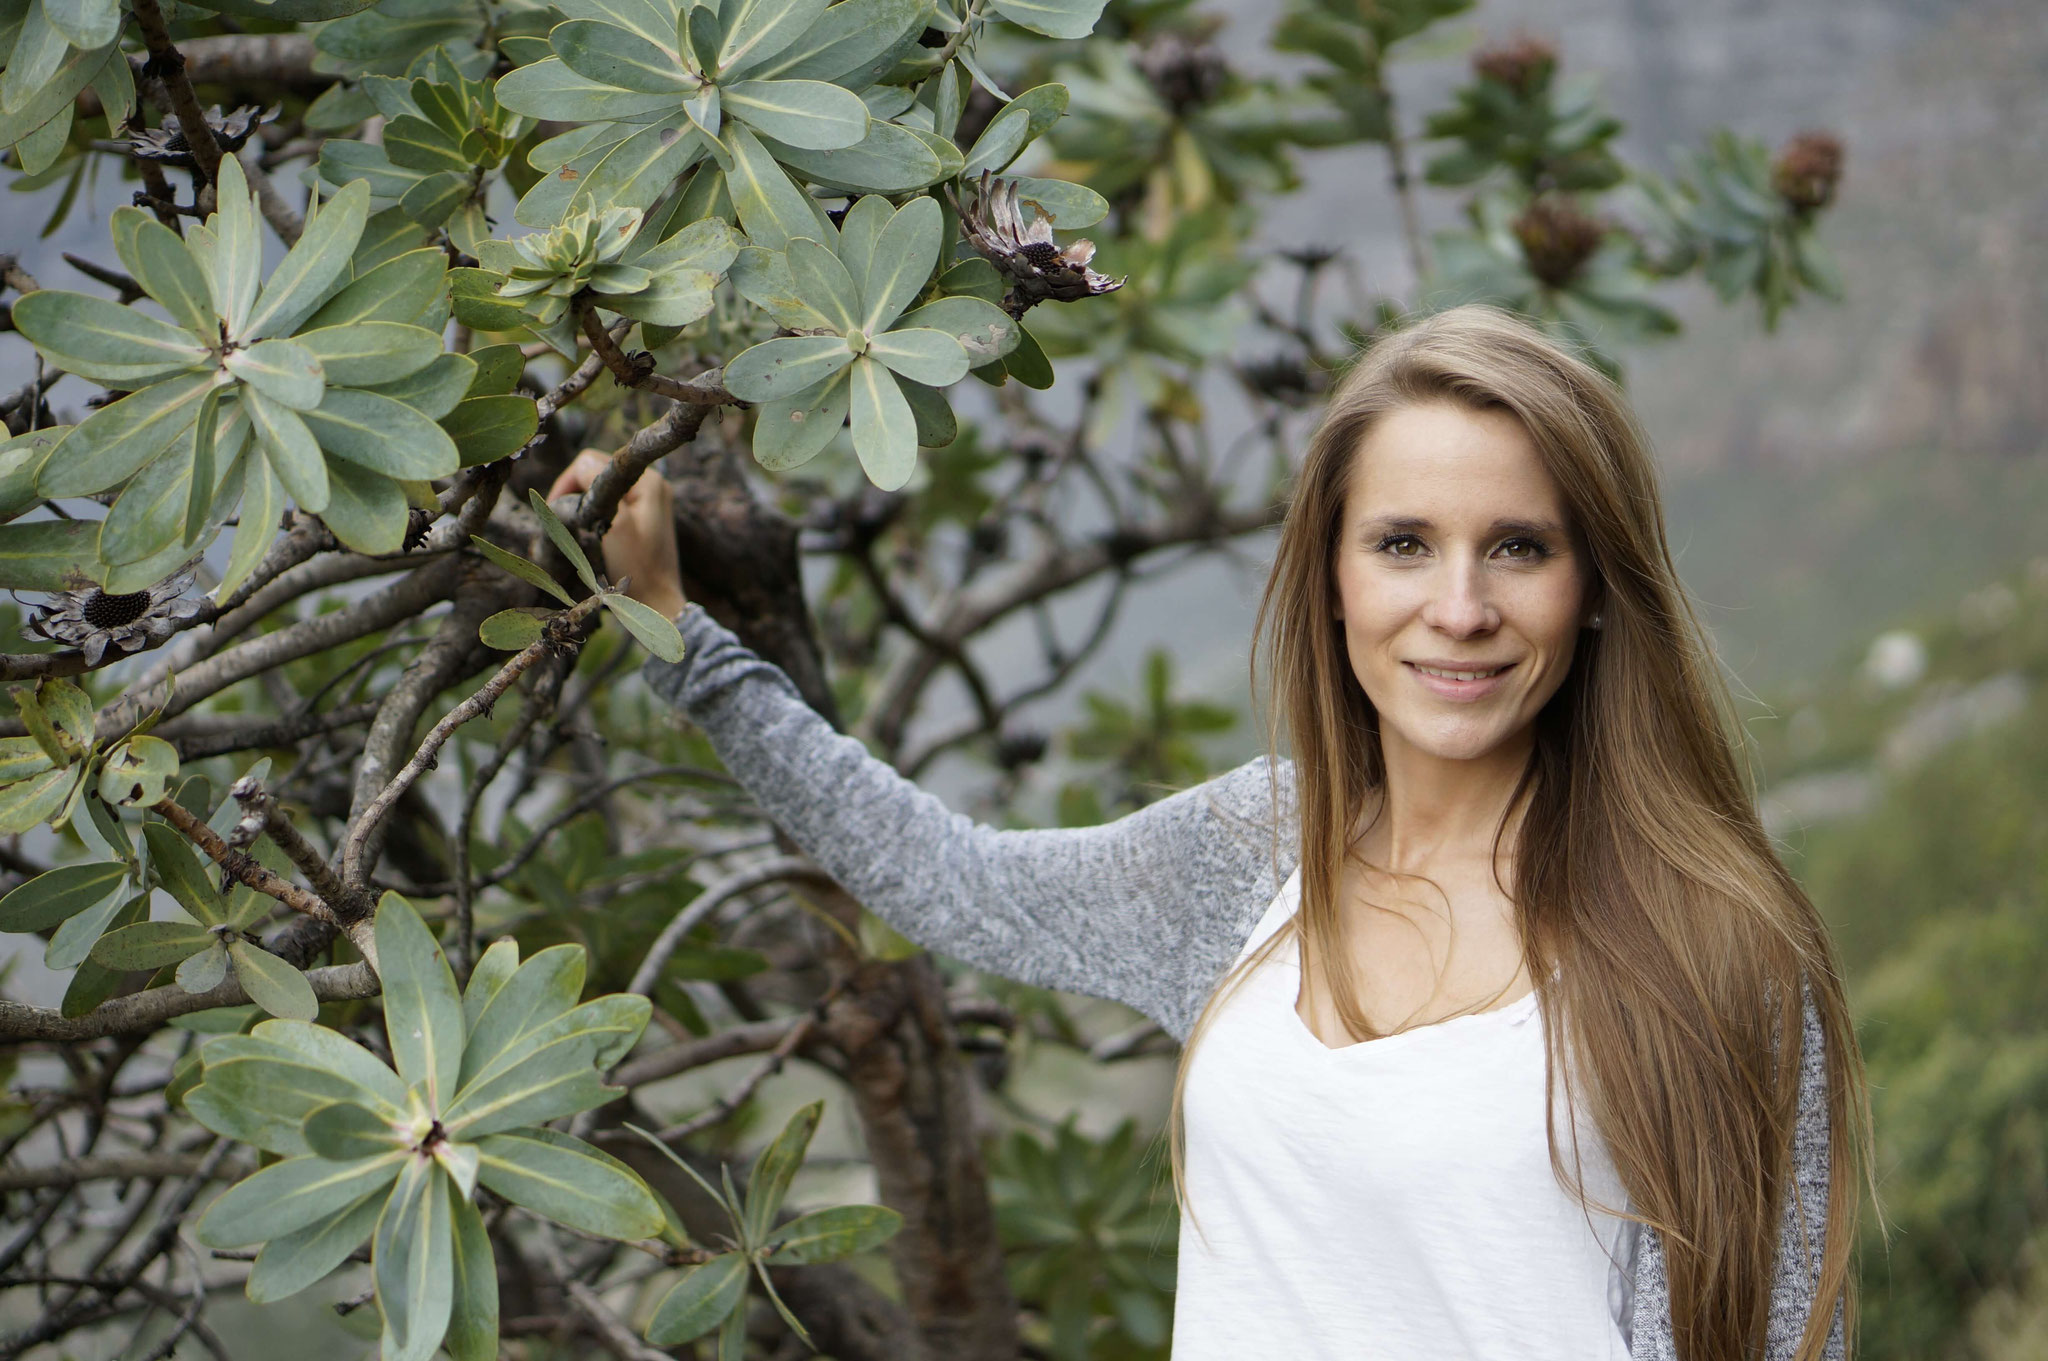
top-left (1332, 401), bottom-right (1599, 767)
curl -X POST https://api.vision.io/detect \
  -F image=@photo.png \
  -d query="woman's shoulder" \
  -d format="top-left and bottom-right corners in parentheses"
top-left (1171, 752), bottom-right (1300, 843)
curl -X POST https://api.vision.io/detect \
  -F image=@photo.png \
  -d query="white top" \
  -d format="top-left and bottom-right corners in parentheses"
top-left (1173, 866), bottom-right (1642, 1359)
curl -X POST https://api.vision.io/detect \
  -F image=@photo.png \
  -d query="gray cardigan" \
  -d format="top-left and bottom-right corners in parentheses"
top-left (643, 604), bottom-right (1844, 1360)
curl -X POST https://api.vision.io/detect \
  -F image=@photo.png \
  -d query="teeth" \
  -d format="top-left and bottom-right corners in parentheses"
top-left (1414, 664), bottom-right (1505, 681)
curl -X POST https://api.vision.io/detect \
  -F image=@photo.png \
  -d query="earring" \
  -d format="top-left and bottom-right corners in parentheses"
top-left (1588, 612), bottom-right (1604, 630)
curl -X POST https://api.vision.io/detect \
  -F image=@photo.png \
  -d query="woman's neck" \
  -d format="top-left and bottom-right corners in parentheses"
top-left (1355, 727), bottom-right (1536, 876)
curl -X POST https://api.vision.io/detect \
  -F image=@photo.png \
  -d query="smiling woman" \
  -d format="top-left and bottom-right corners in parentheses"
top-left (595, 301), bottom-right (1874, 1361)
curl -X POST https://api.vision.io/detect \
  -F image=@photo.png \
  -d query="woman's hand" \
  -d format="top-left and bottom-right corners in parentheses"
top-left (545, 449), bottom-right (690, 623)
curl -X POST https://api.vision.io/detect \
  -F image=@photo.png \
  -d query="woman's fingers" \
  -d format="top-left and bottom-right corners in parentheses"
top-left (545, 448), bottom-right (613, 501)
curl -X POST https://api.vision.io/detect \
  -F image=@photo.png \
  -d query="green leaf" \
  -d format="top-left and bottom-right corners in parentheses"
top-left (1004, 175), bottom-right (1109, 230)
top-left (962, 101), bottom-right (1033, 179)
top-left (374, 1154), bottom-right (455, 1361)
top-left (91, 919), bottom-right (215, 970)
top-left (784, 237), bottom-right (861, 334)
top-left (552, 19), bottom-right (691, 93)
top-left (848, 357), bottom-right (917, 490)
top-left (302, 248), bottom-right (448, 329)
top-left (759, 120), bottom-right (948, 193)
top-left (896, 294), bottom-right (1018, 366)
top-left (444, 1176), bottom-right (499, 1361)
top-left (720, 122), bottom-right (828, 251)
top-left (991, 0), bottom-right (1110, 41)
top-left (525, 487), bottom-right (598, 592)
top-left (178, 939), bottom-right (230, 992)
top-left (728, 245), bottom-right (830, 329)
top-left (243, 180), bottom-right (371, 341)
top-left (227, 337), bottom-right (327, 412)
top-left (9, 289), bottom-right (208, 385)
top-left (469, 537), bottom-right (576, 605)
top-left (751, 365), bottom-right (849, 472)
top-left (194, 1150), bottom-right (407, 1247)
top-left (365, 351), bottom-right (476, 421)
top-left (211, 157), bottom-right (263, 336)
top-left (295, 321), bottom-right (444, 386)
top-left (457, 943), bottom-right (584, 1084)
top-left (602, 592), bottom-right (685, 661)
top-left (0, 514), bottom-right (103, 593)
top-left (219, 447), bottom-right (284, 601)
top-left (375, 890), bottom-right (465, 1110)
top-left (461, 938), bottom-right (521, 1033)
top-left (473, 1126), bottom-right (666, 1240)
top-left (0, 761), bottom-right (73, 834)
top-left (463, 344), bottom-right (525, 397)
top-left (230, 939), bottom-right (320, 1020)
top-left (98, 430), bottom-right (195, 568)
top-left (98, 734), bottom-right (179, 807)
top-left (859, 194), bottom-right (940, 333)
top-left (34, 372), bottom-right (216, 499)
top-left (118, 211), bottom-right (219, 336)
top-left (723, 334), bottom-right (856, 403)
top-left (304, 388), bottom-right (461, 479)
top-left (752, 0), bottom-right (926, 85)
top-left (55, 891), bottom-right (146, 1007)
top-left (246, 386), bottom-right (330, 513)
top-left (744, 1099), bottom-right (822, 1241)
top-left (724, 79), bottom-right (867, 150)
top-left (867, 327), bottom-right (968, 387)
top-left (718, 0), bottom-right (831, 77)
top-left (142, 821), bottom-right (227, 926)
top-left (318, 454), bottom-right (410, 555)
top-left (441, 396), bottom-right (539, 467)
top-left (494, 56), bottom-right (680, 124)
top-left (303, 1099), bottom-right (405, 1160)
top-left (0, 735), bottom-right (55, 785)
top-left (0, 426), bottom-right (64, 522)
top-left (246, 1189), bottom-right (385, 1304)
top-left (383, 116), bottom-right (467, 175)
top-left (648, 1252), bottom-right (751, 1344)
top-left (479, 605), bottom-right (547, 650)
top-left (242, 1017), bottom-right (412, 1114)
top-left (764, 1203), bottom-right (904, 1264)
top-left (0, 860), bottom-right (127, 933)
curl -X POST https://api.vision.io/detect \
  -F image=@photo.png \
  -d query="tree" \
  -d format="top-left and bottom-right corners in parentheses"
top-left (0, 0), bottom-right (1845, 1356)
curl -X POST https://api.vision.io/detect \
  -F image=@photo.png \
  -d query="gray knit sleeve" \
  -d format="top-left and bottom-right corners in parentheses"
top-left (641, 605), bottom-right (1296, 1041)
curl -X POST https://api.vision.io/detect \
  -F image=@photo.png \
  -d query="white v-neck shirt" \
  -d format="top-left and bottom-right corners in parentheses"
top-left (1173, 866), bottom-right (1642, 1359)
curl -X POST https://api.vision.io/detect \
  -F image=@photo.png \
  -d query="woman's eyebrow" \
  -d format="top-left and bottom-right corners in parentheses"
top-left (1363, 514), bottom-right (1568, 537)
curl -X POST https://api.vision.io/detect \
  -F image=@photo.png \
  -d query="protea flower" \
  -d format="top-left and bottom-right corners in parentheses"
top-left (24, 559), bottom-right (205, 665)
top-left (1473, 35), bottom-right (1558, 98)
top-left (955, 173), bottom-right (1124, 317)
top-left (1772, 131), bottom-right (1844, 214)
top-left (1512, 194), bottom-right (1607, 289)
top-left (127, 104), bottom-right (278, 168)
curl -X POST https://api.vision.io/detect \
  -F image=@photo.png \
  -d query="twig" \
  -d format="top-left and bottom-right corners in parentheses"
top-left (150, 795), bottom-right (339, 926)
top-left (627, 856), bottom-right (832, 998)
top-left (340, 591), bottom-right (609, 886)
top-left (577, 299), bottom-right (737, 407)
top-left (0, 962), bottom-right (377, 1042)
top-left (227, 776), bottom-right (373, 921)
top-left (129, 0), bottom-right (224, 189)
top-left (0, 1152), bottom-right (254, 1194)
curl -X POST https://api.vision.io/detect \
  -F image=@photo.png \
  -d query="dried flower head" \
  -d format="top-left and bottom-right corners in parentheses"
top-left (954, 173), bottom-right (1124, 317)
top-left (128, 104), bottom-right (279, 168)
top-left (25, 559), bottom-right (205, 666)
top-left (1133, 30), bottom-right (1229, 116)
top-left (1772, 131), bottom-right (1844, 214)
top-left (1512, 194), bottom-right (1607, 289)
top-left (1473, 34), bottom-right (1558, 98)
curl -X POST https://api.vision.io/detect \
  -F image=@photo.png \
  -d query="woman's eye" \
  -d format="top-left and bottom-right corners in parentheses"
top-left (1499, 538), bottom-right (1540, 559)
top-left (1378, 534), bottom-right (1423, 557)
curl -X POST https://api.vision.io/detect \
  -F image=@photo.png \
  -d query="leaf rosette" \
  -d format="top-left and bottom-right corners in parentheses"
top-left (724, 193), bottom-right (1017, 489)
top-left (8, 156), bottom-right (493, 592)
top-left (184, 892), bottom-right (665, 1361)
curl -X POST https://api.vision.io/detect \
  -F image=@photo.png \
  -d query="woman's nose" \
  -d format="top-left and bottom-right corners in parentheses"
top-left (1421, 562), bottom-right (1499, 636)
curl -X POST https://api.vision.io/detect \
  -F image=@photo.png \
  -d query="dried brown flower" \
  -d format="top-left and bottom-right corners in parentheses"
top-left (954, 173), bottom-right (1125, 316)
top-left (1772, 131), bottom-right (1845, 214)
top-left (25, 558), bottom-right (205, 666)
top-left (1512, 194), bottom-right (1607, 289)
top-left (128, 104), bottom-right (279, 168)
top-left (1473, 35), bottom-right (1558, 98)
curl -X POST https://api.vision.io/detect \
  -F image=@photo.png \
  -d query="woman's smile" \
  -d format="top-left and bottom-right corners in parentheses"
top-left (1405, 659), bottom-right (1518, 700)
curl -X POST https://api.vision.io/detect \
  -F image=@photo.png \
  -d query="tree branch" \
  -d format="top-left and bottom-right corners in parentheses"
top-left (129, 0), bottom-right (225, 189)
top-left (0, 962), bottom-right (377, 1042)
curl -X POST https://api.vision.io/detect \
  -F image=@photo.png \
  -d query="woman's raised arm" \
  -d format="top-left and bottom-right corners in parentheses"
top-left (641, 605), bottom-right (1295, 1042)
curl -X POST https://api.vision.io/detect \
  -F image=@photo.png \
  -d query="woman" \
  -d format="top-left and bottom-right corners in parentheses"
top-left (552, 303), bottom-right (1874, 1359)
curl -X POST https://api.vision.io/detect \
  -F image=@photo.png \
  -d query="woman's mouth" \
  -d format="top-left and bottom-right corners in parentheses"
top-left (1405, 660), bottom-right (1516, 699)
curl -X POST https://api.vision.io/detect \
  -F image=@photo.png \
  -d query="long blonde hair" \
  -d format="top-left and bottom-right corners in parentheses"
top-left (1162, 304), bottom-right (1876, 1360)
